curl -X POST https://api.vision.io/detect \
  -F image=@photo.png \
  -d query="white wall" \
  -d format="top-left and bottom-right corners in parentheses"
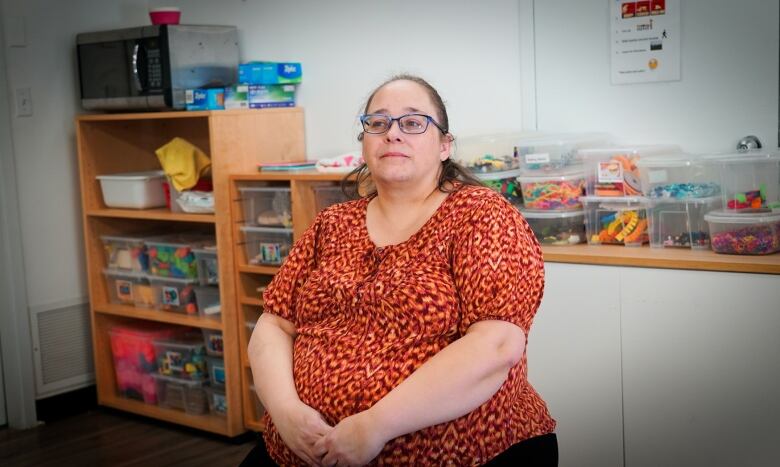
top-left (532, 0), bottom-right (779, 153)
top-left (0, 0), bottom-right (524, 310)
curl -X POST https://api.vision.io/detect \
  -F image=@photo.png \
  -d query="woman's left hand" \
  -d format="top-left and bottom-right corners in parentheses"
top-left (313, 411), bottom-right (387, 467)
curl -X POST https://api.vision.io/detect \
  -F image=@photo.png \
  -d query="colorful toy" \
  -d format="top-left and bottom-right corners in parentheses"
top-left (482, 177), bottom-right (522, 205)
top-left (662, 231), bottom-right (710, 248)
top-left (594, 153), bottom-right (642, 196)
top-left (466, 151), bottom-right (520, 173)
top-left (649, 182), bottom-right (721, 199)
top-left (154, 340), bottom-right (207, 380)
top-left (727, 187), bottom-right (765, 210)
top-left (591, 210), bottom-right (648, 245)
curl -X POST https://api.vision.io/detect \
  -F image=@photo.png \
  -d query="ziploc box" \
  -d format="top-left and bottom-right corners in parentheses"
top-left (239, 61), bottom-right (302, 84)
top-left (185, 88), bottom-right (224, 110)
top-left (224, 85), bottom-right (249, 109)
top-left (248, 84), bottom-right (296, 109)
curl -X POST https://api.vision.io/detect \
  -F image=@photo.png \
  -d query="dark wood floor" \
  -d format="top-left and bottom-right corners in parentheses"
top-left (0, 408), bottom-right (258, 467)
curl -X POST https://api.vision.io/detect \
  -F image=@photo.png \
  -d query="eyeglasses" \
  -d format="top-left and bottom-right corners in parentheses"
top-left (359, 113), bottom-right (447, 135)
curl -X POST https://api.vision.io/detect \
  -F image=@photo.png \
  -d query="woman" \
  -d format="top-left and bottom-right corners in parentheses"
top-left (244, 75), bottom-right (556, 466)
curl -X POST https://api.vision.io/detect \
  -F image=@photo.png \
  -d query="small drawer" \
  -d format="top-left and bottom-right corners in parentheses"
top-left (152, 373), bottom-right (209, 415)
top-left (149, 276), bottom-right (199, 314)
top-left (152, 338), bottom-right (208, 380)
top-left (240, 226), bottom-right (293, 266)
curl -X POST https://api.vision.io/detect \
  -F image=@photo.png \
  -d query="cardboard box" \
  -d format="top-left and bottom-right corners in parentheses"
top-left (248, 84), bottom-right (296, 109)
top-left (239, 62), bottom-right (302, 85)
top-left (224, 85), bottom-right (249, 109)
top-left (185, 88), bottom-right (224, 110)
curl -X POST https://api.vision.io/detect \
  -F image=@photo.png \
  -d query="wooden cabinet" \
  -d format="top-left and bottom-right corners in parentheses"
top-left (227, 172), bottom-right (350, 431)
top-left (76, 109), bottom-right (304, 436)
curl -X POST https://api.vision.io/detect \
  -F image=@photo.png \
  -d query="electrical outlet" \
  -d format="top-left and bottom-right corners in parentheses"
top-left (15, 87), bottom-right (32, 117)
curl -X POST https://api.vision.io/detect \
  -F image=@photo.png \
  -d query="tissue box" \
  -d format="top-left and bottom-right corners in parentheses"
top-left (239, 61), bottom-right (302, 84)
top-left (224, 85), bottom-right (249, 110)
top-left (185, 88), bottom-right (224, 111)
top-left (248, 84), bottom-right (296, 109)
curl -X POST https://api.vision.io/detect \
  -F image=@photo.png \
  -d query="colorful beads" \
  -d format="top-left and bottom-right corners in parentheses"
top-left (649, 182), bottom-right (720, 199)
top-left (482, 178), bottom-right (522, 205)
top-left (662, 231), bottom-right (710, 248)
top-left (726, 188), bottom-right (764, 210)
top-left (592, 210), bottom-right (648, 245)
top-left (710, 223), bottom-right (780, 255)
top-left (149, 245), bottom-right (199, 279)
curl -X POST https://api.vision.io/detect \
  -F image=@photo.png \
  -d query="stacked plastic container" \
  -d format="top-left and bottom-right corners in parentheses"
top-left (239, 185), bottom-right (294, 266)
top-left (703, 150), bottom-right (780, 255)
top-left (578, 145), bottom-right (678, 247)
top-left (514, 134), bottom-right (608, 245)
top-left (100, 233), bottom-right (220, 316)
top-left (453, 133), bottom-right (524, 207)
top-left (636, 152), bottom-right (723, 249)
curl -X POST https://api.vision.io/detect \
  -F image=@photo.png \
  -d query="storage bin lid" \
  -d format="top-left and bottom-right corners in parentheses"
top-left (517, 132), bottom-right (609, 147)
top-left (645, 195), bottom-right (722, 206)
top-left (150, 372), bottom-right (206, 387)
top-left (96, 170), bottom-right (165, 181)
top-left (704, 209), bottom-right (780, 225)
top-left (701, 149), bottom-right (780, 164)
top-left (193, 244), bottom-right (218, 255)
top-left (518, 169), bottom-right (586, 183)
top-left (238, 186), bottom-right (291, 193)
top-left (579, 145), bottom-right (680, 160)
top-left (152, 337), bottom-right (206, 349)
top-left (579, 195), bottom-right (646, 205)
top-left (474, 168), bottom-right (523, 181)
top-left (102, 268), bottom-right (147, 280)
top-left (239, 225), bottom-right (293, 234)
top-left (147, 275), bottom-right (199, 285)
top-left (145, 233), bottom-right (215, 249)
top-left (100, 234), bottom-right (148, 243)
top-left (519, 209), bottom-right (585, 219)
top-left (635, 153), bottom-right (705, 168)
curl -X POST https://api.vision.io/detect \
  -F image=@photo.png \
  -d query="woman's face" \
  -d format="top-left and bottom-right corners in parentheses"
top-left (361, 80), bottom-right (451, 188)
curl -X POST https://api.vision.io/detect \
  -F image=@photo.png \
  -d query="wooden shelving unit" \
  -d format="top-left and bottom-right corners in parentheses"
top-left (229, 171), bottom-right (351, 430)
top-left (76, 108), bottom-right (305, 437)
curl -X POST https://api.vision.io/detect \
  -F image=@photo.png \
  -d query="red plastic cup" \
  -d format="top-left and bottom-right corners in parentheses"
top-left (149, 7), bottom-right (181, 25)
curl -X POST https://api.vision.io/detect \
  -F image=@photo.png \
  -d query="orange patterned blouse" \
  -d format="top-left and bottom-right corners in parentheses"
top-left (261, 184), bottom-right (555, 466)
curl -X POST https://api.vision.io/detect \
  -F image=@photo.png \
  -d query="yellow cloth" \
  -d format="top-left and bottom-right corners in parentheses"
top-left (155, 137), bottom-right (211, 191)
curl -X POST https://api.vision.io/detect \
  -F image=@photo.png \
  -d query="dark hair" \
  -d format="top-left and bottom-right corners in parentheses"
top-left (342, 74), bottom-right (483, 198)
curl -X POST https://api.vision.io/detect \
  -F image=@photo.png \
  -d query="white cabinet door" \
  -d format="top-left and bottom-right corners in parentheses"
top-left (621, 268), bottom-right (780, 467)
top-left (528, 263), bottom-right (624, 467)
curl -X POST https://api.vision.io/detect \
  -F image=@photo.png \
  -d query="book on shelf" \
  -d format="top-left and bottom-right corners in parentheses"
top-left (257, 160), bottom-right (317, 171)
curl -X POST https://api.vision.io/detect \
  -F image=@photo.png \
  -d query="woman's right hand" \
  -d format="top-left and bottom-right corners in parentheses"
top-left (272, 399), bottom-right (333, 466)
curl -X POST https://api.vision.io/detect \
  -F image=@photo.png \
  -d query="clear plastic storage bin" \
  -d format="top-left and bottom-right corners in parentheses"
top-left (476, 169), bottom-right (523, 206)
top-left (151, 373), bottom-right (209, 415)
top-left (704, 150), bottom-right (780, 210)
top-left (202, 329), bottom-right (224, 357)
top-left (581, 196), bottom-right (649, 246)
top-left (239, 186), bottom-right (293, 227)
top-left (240, 226), bottom-right (293, 266)
top-left (580, 145), bottom-right (679, 197)
top-left (103, 269), bottom-right (150, 307)
top-left (646, 196), bottom-right (722, 249)
top-left (101, 235), bottom-right (149, 272)
top-left (453, 133), bottom-right (523, 174)
top-left (206, 356), bottom-right (226, 388)
top-left (194, 285), bottom-right (221, 317)
top-left (205, 386), bottom-right (228, 416)
top-left (520, 210), bottom-right (586, 245)
top-left (146, 234), bottom-right (215, 279)
top-left (96, 170), bottom-right (167, 209)
top-left (149, 276), bottom-right (199, 314)
top-left (519, 170), bottom-right (585, 211)
top-left (704, 210), bottom-right (780, 255)
top-left (108, 324), bottom-right (185, 404)
top-left (152, 338), bottom-right (207, 380)
top-left (637, 153), bottom-right (720, 199)
top-left (193, 246), bottom-right (219, 285)
top-left (517, 133), bottom-right (608, 173)
top-left (313, 185), bottom-right (351, 213)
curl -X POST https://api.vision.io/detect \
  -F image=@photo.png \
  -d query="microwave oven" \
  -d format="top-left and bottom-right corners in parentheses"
top-left (76, 25), bottom-right (239, 111)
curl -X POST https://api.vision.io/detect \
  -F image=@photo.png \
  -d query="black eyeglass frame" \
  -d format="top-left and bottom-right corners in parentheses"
top-left (359, 113), bottom-right (448, 136)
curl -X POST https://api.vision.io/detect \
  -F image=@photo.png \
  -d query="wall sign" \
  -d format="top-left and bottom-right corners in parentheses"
top-left (611, 0), bottom-right (680, 84)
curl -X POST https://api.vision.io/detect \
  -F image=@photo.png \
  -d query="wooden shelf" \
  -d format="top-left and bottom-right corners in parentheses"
top-left (99, 393), bottom-right (230, 435)
top-left (87, 208), bottom-right (216, 223)
top-left (94, 303), bottom-right (223, 330)
top-left (244, 419), bottom-right (266, 432)
top-left (240, 296), bottom-right (264, 307)
top-left (542, 244), bottom-right (780, 274)
top-left (238, 264), bottom-right (280, 275)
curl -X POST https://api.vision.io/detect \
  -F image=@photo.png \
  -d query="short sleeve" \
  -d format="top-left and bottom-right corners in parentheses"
top-left (452, 195), bottom-right (545, 336)
top-left (261, 214), bottom-right (322, 326)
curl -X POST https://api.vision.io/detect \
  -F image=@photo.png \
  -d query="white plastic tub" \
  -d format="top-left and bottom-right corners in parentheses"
top-left (636, 153), bottom-right (720, 199)
top-left (704, 150), bottom-right (780, 210)
top-left (453, 132), bottom-right (523, 174)
top-left (96, 170), bottom-right (167, 209)
top-left (580, 145), bottom-right (680, 197)
top-left (519, 170), bottom-right (585, 211)
top-left (520, 209), bottom-right (586, 245)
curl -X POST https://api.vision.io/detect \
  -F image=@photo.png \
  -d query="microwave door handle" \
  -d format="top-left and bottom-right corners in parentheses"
top-left (131, 43), bottom-right (143, 93)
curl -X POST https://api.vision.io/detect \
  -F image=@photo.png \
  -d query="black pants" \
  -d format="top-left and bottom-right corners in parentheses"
top-left (239, 433), bottom-right (558, 466)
